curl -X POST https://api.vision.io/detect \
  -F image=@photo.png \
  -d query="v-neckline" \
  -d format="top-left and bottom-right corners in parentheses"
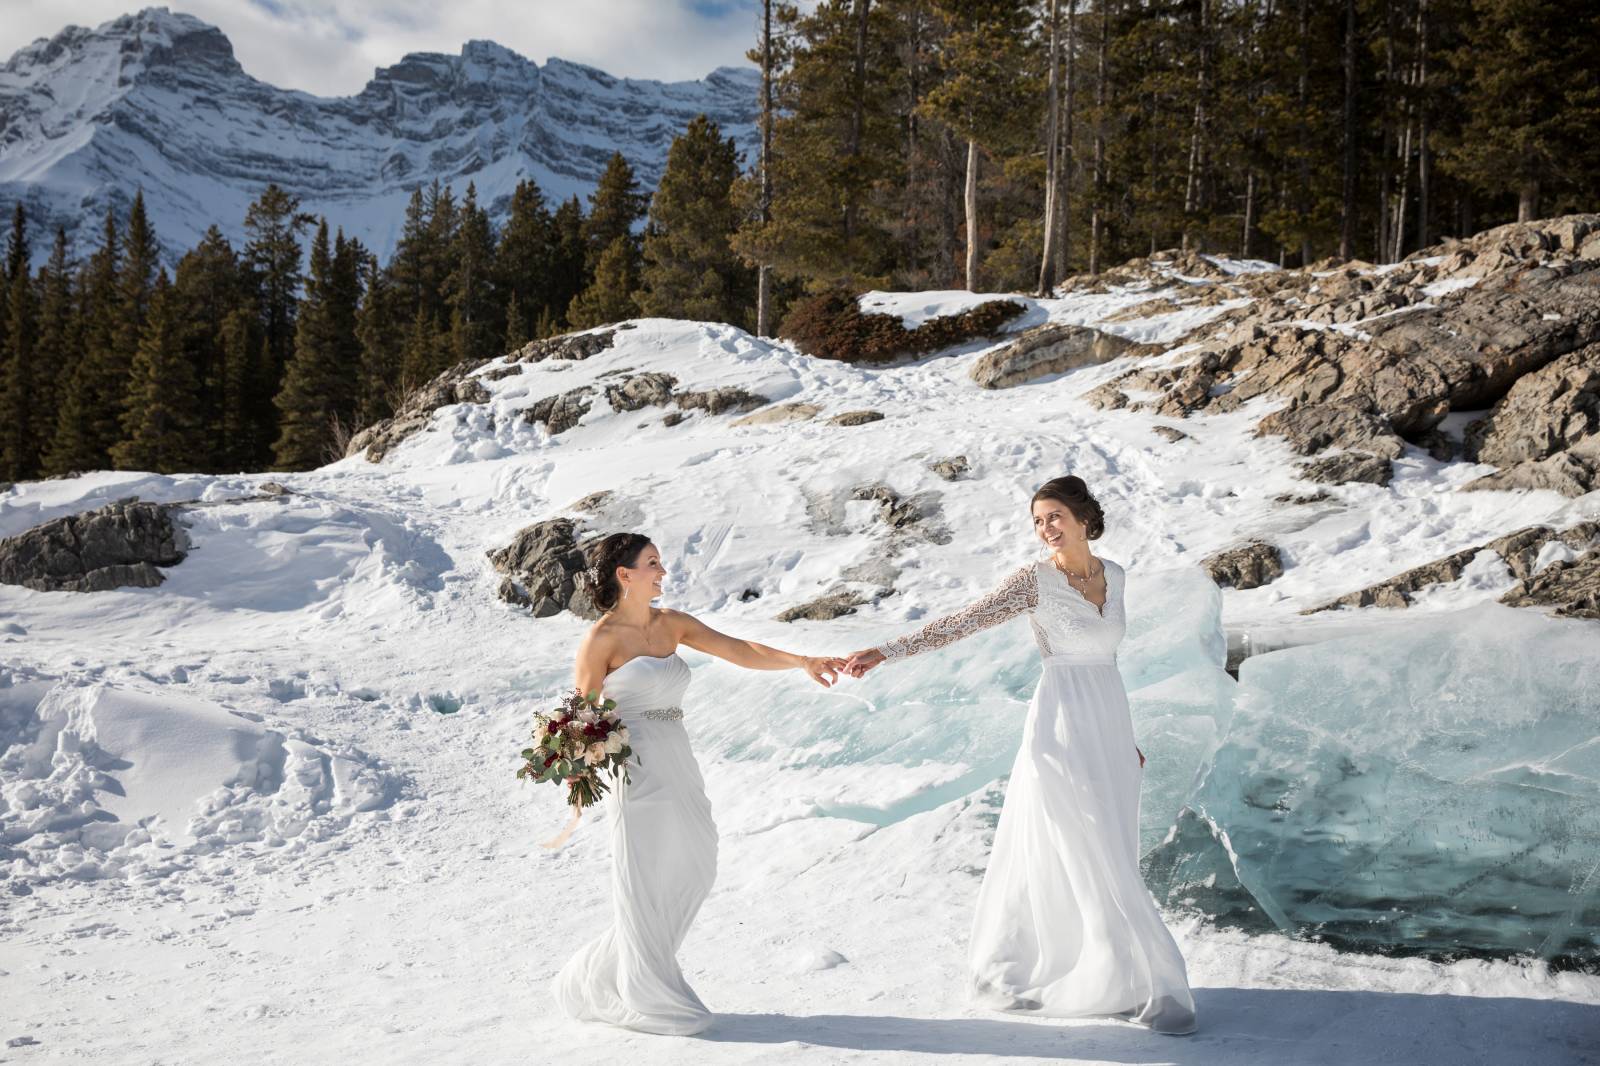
top-left (1041, 557), bottom-right (1110, 617)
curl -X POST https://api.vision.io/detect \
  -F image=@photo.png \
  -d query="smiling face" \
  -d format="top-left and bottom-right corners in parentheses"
top-left (1032, 497), bottom-right (1086, 552)
top-left (617, 542), bottom-right (667, 601)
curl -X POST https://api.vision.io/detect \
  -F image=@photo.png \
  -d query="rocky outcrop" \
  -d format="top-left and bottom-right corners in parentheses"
top-left (828, 410), bottom-right (885, 426)
top-left (733, 402), bottom-right (820, 427)
top-left (1461, 344), bottom-right (1600, 496)
top-left (523, 387), bottom-right (594, 435)
top-left (1255, 396), bottom-right (1406, 460)
top-left (485, 517), bottom-right (600, 619)
top-left (1152, 425), bottom-right (1189, 443)
top-left (1500, 551), bottom-right (1600, 619)
top-left (1298, 451), bottom-right (1393, 486)
top-left (346, 362), bottom-right (492, 462)
top-left (673, 387), bottom-right (769, 416)
top-left (1202, 541), bottom-right (1284, 590)
top-left (0, 498), bottom-right (189, 592)
top-left (776, 588), bottom-right (870, 622)
top-left (1304, 521), bottom-right (1600, 614)
top-left (604, 372), bottom-right (678, 412)
top-left (970, 323), bottom-right (1136, 389)
top-left (508, 326), bottom-right (628, 365)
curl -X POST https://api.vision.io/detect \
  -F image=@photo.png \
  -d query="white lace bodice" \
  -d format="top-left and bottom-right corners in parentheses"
top-left (878, 558), bottom-right (1126, 661)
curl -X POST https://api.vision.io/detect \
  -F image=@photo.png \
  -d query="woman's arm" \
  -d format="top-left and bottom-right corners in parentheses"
top-left (666, 610), bottom-right (843, 688)
top-left (844, 565), bottom-right (1038, 675)
top-left (573, 629), bottom-right (613, 698)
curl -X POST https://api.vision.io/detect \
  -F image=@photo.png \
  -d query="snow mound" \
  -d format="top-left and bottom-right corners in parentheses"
top-left (0, 669), bottom-right (396, 886)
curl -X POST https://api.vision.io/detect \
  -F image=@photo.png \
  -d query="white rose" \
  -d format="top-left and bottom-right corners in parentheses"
top-left (604, 733), bottom-right (623, 754)
top-left (578, 709), bottom-right (597, 724)
top-left (617, 726), bottom-right (630, 744)
top-left (584, 742), bottom-right (607, 766)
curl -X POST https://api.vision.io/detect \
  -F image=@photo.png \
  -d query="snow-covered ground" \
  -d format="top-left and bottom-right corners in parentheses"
top-left (3, 278), bottom-right (1598, 1063)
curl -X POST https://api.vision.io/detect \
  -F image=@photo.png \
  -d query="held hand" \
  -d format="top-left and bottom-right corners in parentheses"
top-left (842, 647), bottom-right (885, 678)
top-left (1136, 746), bottom-right (1146, 768)
top-left (803, 656), bottom-right (845, 688)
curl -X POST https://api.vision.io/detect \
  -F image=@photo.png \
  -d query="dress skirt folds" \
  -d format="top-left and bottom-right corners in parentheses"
top-left (553, 654), bottom-right (718, 1036)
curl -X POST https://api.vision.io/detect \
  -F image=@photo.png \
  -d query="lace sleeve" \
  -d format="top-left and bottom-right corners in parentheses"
top-left (878, 565), bottom-right (1038, 661)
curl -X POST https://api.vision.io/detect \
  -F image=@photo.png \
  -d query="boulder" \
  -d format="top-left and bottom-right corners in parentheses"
top-left (1464, 343), bottom-right (1600, 469)
top-left (776, 589), bottom-right (869, 622)
top-left (485, 517), bottom-right (600, 619)
top-left (1152, 425), bottom-right (1189, 443)
top-left (930, 455), bottom-right (970, 480)
top-left (1201, 541), bottom-right (1284, 590)
top-left (0, 498), bottom-right (189, 592)
top-left (1255, 397), bottom-right (1407, 459)
top-left (1499, 551), bottom-right (1600, 618)
top-left (970, 323), bottom-right (1135, 389)
top-left (1462, 451), bottom-right (1600, 497)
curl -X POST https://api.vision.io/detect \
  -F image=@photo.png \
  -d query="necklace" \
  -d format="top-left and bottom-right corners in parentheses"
top-left (1051, 553), bottom-right (1101, 585)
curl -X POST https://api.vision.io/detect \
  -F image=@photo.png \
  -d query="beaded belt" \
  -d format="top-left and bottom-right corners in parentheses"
top-left (637, 706), bottom-right (684, 721)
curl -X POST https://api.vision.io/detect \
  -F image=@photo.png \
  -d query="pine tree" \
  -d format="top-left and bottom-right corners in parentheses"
top-left (169, 226), bottom-right (247, 469)
top-left (567, 236), bottom-right (642, 328)
top-left (637, 115), bottom-right (754, 325)
top-left (243, 184), bottom-right (312, 455)
top-left (44, 206), bottom-right (121, 474)
top-left (0, 206), bottom-right (39, 481)
top-left (549, 196), bottom-right (588, 330)
top-left (218, 304), bottom-right (265, 471)
top-left (110, 273), bottom-right (205, 473)
top-left (25, 229), bottom-right (76, 474)
top-left (272, 221), bottom-right (362, 469)
top-left (446, 183), bottom-right (500, 363)
top-left (494, 179), bottom-right (556, 335)
top-left (356, 252), bottom-right (404, 425)
top-left (504, 290), bottom-right (530, 351)
top-left (582, 153), bottom-right (649, 271)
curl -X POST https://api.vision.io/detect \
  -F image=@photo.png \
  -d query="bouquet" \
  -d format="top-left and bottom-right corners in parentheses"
top-left (519, 689), bottom-right (634, 847)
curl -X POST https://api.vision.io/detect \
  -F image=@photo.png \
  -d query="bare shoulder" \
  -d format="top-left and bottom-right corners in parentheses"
top-left (655, 606), bottom-right (701, 637)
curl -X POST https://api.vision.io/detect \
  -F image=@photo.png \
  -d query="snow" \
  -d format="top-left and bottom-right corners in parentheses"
top-left (3, 284), bottom-right (1599, 1061)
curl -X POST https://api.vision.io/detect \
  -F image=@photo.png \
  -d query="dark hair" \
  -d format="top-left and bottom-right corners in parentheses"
top-left (1031, 476), bottom-right (1105, 540)
top-left (578, 532), bottom-right (654, 611)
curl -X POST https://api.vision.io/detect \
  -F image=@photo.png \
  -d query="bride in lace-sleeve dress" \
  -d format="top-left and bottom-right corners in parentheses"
top-left (552, 533), bottom-right (845, 1037)
top-left (845, 476), bottom-right (1198, 1036)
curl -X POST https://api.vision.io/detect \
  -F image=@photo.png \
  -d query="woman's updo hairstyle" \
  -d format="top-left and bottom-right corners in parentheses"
top-left (1031, 475), bottom-right (1106, 540)
top-left (577, 532), bottom-right (653, 611)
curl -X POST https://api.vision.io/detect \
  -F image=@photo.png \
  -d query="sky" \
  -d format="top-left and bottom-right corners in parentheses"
top-left (0, 1), bottom-right (766, 93)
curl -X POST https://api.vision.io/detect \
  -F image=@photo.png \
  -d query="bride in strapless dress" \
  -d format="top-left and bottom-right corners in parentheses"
top-left (552, 532), bottom-right (844, 1036)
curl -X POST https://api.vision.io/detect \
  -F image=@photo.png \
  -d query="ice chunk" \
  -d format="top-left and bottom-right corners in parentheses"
top-left (1147, 602), bottom-right (1600, 967)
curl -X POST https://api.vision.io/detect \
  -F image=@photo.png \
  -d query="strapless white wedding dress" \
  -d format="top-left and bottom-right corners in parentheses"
top-left (878, 558), bottom-right (1198, 1035)
top-left (552, 653), bottom-right (718, 1036)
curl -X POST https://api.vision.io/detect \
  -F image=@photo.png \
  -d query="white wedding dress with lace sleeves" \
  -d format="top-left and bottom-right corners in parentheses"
top-left (877, 558), bottom-right (1198, 1035)
top-left (552, 653), bottom-right (718, 1036)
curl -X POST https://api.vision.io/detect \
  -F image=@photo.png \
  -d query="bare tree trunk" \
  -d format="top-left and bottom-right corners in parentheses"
top-left (844, 0), bottom-right (871, 245)
top-left (1416, 0), bottom-right (1431, 248)
top-left (964, 138), bottom-right (980, 291)
top-left (1038, 0), bottom-right (1063, 295)
top-left (1519, 178), bottom-right (1540, 223)
top-left (1242, 171), bottom-right (1256, 257)
top-left (1090, 0), bottom-right (1108, 275)
top-left (1296, 0), bottom-right (1312, 264)
top-left (756, 0), bottom-right (774, 337)
top-left (1182, 0), bottom-right (1209, 252)
top-left (1059, 0), bottom-right (1078, 277)
top-left (1378, 0), bottom-right (1396, 262)
top-left (1339, 0), bottom-right (1358, 260)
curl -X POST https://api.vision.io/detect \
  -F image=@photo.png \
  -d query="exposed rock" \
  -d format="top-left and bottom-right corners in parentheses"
top-left (776, 589), bottom-right (869, 622)
top-left (604, 372), bottom-right (678, 412)
top-left (346, 361), bottom-right (493, 462)
top-left (1274, 490), bottom-right (1333, 504)
top-left (970, 323), bottom-right (1136, 389)
top-left (1499, 551), bottom-right (1600, 619)
top-left (1201, 541), bottom-right (1284, 590)
top-left (0, 498), bottom-right (189, 592)
top-left (1462, 451), bottom-right (1600, 497)
top-left (1298, 451), bottom-right (1393, 486)
top-left (485, 517), bottom-right (600, 619)
top-left (1304, 521), bottom-right (1600, 613)
top-left (258, 481), bottom-right (291, 496)
top-left (828, 410), bottom-right (885, 427)
top-left (732, 402), bottom-right (820, 427)
top-left (1463, 343), bottom-right (1600, 493)
top-left (851, 484), bottom-right (927, 531)
top-left (662, 411), bottom-right (688, 427)
top-left (508, 326), bottom-right (628, 364)
top-left (522, 387), bottom-right (595, 435)
top-left (1255, 396), bottom-right (1407, 459)
top-left (1082, 381), bottom-right (1130, 410)
top-left (674, 387), bottom-right (769, 416)
top-left (1152, 425), bottom-right (1189, 443)
top-left (482, 364), bottom-right (523, 381)
top-left (930, 455), bottom-right (970, 480)
top-left (739, 588), bottom-right (761, 602)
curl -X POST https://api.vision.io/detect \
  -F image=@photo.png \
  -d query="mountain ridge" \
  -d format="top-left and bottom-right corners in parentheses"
top-left (0, 7), bottom-right (760, 265)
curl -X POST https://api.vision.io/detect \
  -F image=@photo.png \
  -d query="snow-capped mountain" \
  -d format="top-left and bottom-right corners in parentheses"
top-left (0, 7), bottom-right (759, 265)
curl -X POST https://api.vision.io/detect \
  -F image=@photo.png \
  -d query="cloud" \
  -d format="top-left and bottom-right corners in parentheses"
top-left (0, 1), bottom-right (762, 95)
